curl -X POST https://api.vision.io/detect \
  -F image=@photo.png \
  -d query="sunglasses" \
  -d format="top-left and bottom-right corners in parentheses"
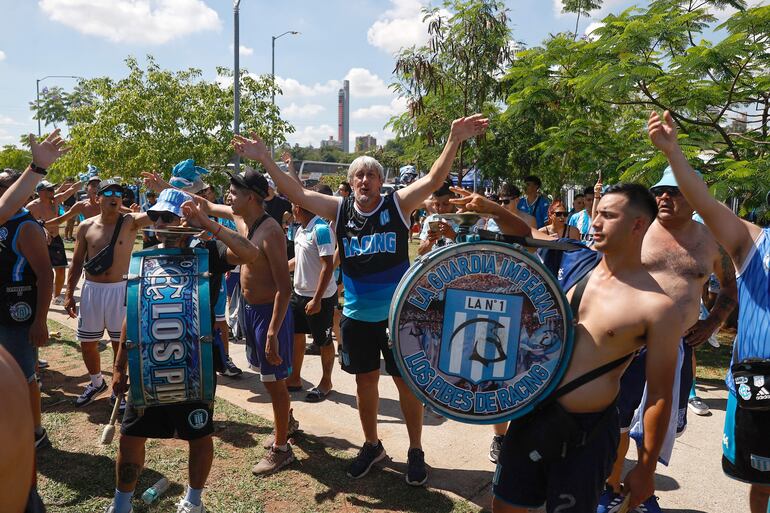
top-left (651, 186), bottom-right (681, 197)
top-left (147, 211), bottom-right (180, 223)
top-left (101, 189), bottom-right (123, 198)
top-left (553, 212), bottom-right (568, 218)
top-left (499, 198), bottom-right (512, 205)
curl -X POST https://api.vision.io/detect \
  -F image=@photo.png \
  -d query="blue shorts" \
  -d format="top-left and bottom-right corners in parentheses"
top-left (214, 280), bottom-right (226, 322)
top-left (243, 303), bottom-right (293, 382)
top-left (0, 323), bottom-right (35, 382)
top-left (493, 401), bottom-right (620, 512)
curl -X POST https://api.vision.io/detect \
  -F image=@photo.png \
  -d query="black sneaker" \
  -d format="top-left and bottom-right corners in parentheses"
top-left (34, 428), bottom-right (51, 449)
top-left (74, 380), bottom-right (108, 407)
top-left (489, 435), bottom-right (504, 463)
top-left (405, 447), bottom-right (428, 486)
top-left (347, 441), bottom-right (386, 479)
top-left (220, 356), bottom-right (243, 377)
top-left (109, 393), bottom-right (127, 413)
top-left (37, 359), bottom-right (49, 370)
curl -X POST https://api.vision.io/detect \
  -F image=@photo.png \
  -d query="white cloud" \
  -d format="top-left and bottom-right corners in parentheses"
top-left (0, 50), bottom-right (5, 62)
top-left (345, 68), bottom-right (391, 97)
top-left (285, 124), bottom-right (338, 147)
top-left (367, 0), bottom-right (450, 54)
top-left (276, 67), bottom-right (390, 99)
top-left (229, 44), bottom-right (254, 56)
top-left (276, 77), bottom-right (341, 98)
top-left (352, 97), bottom-right (408, 120)
top-left (38, 0), bottom-right (221, 44)
top-left (281, 103), bottom-right (325, 119)
top-left (0, 115), bottom-right (22, 126)
top-left (584, 21), bottom-right (604, 40)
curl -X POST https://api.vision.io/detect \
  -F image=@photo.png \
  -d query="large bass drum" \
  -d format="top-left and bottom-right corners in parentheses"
top-left (126, 247), bottom-right (214, 410)
top-left (390, 241), bottom-right (573, 424)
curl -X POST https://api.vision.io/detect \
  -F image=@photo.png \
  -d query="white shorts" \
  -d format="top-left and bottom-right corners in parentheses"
top-left (77, 280), bottom-right (127, 342)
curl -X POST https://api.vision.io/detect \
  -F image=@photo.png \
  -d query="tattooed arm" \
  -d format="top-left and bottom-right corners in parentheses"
top-left (181, 200), bottom-right (259, 264)
top-left (684, 246), bottom-right (738, 347)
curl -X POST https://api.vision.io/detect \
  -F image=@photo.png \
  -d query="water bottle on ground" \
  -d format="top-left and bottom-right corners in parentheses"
top-left (141, 477), bottom-right (169, 504)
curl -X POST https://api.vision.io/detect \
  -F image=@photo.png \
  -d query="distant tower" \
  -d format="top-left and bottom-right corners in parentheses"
top-left (337, 80), bottom-right (350, 152)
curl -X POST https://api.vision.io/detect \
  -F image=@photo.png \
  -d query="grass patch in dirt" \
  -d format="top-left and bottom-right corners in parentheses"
top-left (38, 319), bottom-right (479, 513)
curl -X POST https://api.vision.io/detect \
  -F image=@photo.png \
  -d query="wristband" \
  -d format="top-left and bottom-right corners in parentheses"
top-left (29, 162), bottom-right (47, 175)
top-left (214, 224), bottom-right (223, 237)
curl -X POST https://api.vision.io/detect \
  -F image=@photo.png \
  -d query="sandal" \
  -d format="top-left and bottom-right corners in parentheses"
top-left (305, 387), bottom-right (331, 403)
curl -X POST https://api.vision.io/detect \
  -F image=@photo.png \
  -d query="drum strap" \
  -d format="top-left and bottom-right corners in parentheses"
top-left (247, 213), bottom-right (270, 240)
top-left (477, 229), bottom-right (583, 251)
top-left (549, 268), bottom-right (632, 403)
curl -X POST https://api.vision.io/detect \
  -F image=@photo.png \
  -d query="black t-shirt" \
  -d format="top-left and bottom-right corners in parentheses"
top-left (265, 195), bottom-right (292, 224)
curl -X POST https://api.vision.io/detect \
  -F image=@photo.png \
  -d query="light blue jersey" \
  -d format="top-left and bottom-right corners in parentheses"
top-left (567, 210), bottom-right (593, 246)
top-left (726, 228), bottom-right (770, 395)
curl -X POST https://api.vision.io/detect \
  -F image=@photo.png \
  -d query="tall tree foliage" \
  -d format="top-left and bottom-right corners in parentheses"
top-left (34, 57), bottom-right (293, 182)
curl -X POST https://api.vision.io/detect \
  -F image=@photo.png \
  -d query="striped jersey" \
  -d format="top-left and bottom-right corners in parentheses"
top-left (568, 210), bottom-right (594, 246)
top-left (726, 228), bottom-right (770, 394)
top-left (335, 195), bottom-right (410, 322)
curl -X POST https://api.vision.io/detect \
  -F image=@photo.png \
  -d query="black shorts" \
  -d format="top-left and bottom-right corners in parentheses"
top-left (723, 392), bottom-right (770, 484)
top-left (121, 400), bottom-right (214, 441)
top-left (291, 292), bottom-right (335, 346)
top-left (49, 235), bottom-right (68, 268)
top-left (493, 403), bottom-right (620, 513)
top-left (338, 315), bottom-right (400, 376)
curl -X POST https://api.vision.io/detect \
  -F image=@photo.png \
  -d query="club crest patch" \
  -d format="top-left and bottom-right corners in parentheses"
top-left (390, 242), bottom-right (573, 424)
top-left (9, 302), bottom-right (32, 322)
top-left (188, 408), bottom-right (209, 429)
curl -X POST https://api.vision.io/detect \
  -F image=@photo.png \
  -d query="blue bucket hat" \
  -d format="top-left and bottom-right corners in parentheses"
top-left (169, 159), bottom-right (210, 194)
top-left (651, 165), bottom-right (702, 190)
top-left (149, 189), bottom-right (192, 218)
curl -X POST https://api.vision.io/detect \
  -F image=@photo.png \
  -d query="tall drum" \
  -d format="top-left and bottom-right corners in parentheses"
top-left (390, 241), bottom-right (573, 424)
top-left (126, 247), bottom-right (214, 411)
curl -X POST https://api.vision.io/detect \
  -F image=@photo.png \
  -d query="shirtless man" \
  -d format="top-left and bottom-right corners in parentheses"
top-left (600, 166), bottom-right (738, 512)
top-left (27, 178), bottom-right (79, 302)
top-left (64, 179), bottom-right (152, 407)
top-left (450, 184), bottom-right (681, 512)
top-left (649, 110), bottom-right (770, 513)
top-left (197, 168), bottom-right (294, 475)
top-left (48, 176), bottom-right (103, 224)
top-left (232, 114), bottom-right (488, 486)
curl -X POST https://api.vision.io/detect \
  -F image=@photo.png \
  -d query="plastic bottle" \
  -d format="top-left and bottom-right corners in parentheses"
top-left (141, 477), bottom-right (169, 504)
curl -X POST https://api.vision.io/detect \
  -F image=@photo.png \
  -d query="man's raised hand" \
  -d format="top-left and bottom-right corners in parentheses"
top-left (29, 128), bottom-right (69, 169)
top-left (648, 110), bottom-right (679, 155)
top-left (449, 186), bottom-right (499, 215)
top-left (449, 114), bottom-right (489, 143)
top-left (141, 171), bottom-right (171, 193)
top-left (181, 200), bottom-right (210, 230)
top-left (232, 132), bottom-right (270, 163)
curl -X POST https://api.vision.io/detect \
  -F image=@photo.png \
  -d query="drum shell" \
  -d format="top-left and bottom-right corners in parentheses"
top-left (390, 241), bottom-right (574, 424)
top-left (126, 247), bottom-right (214, 409)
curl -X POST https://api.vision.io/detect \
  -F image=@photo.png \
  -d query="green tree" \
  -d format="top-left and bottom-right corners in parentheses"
top-left (0, 145), bottom-right (32, 171)
top-left (389, 0), bottom-right (513, 179)
top-left (44, 56), bottom-right (293, 182)
top-left (562, 0), bottom-right (603, 39)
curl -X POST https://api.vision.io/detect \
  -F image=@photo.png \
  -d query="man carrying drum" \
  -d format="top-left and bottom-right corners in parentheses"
top-left (450, 184), bottom-right (681, 512)
top-left (105, 188), bottom-right (262, 513)
top-left (232, 114), bottom-right (488, 486)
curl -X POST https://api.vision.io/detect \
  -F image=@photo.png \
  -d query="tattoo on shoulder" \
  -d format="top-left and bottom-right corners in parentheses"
top-left (718, 246), bottom-right (736, 281)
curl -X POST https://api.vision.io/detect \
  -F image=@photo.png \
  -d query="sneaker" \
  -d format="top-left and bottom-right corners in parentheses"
top-left (220, 356), bottom-right (243, 377)
top-left (35, 428), bottom-right (51, 449)
top-left (110, 393), bottom-right (127, 413)
top-left (37, 359), bottom-right (49, 370)
top-left (252, 445), bottom-right (295, 476)
top-left (75, 380), bottom-right (108, 407)
top-left (632, 495), bottom-right (662, 513)
top-left (596, 486), bottom-right (622, 513)
top-left (688, 396), bottom-right (710, 416)
top-left (52, 294), bottom-right (65, 306)
top-left (305, 344), bottom-right (321, 356)
top-left (347, 441), bottom-right (386, 479)
top-left (405, 447), bottom-right (428, 486)
top-left (176, 499), bottom-right (206, 513)
top-left (489, 435), bottom-right (504, 463)
top-left (262, 408), bottom-right (299, 449)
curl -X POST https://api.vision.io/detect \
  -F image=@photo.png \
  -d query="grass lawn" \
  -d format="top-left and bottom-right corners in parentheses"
top-left (38, 319), bottom-right (479, 513)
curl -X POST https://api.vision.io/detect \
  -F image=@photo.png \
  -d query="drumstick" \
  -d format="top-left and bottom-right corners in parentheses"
top-left (101, 394), bottom-right (123, 445)
top-left (616, 494), bottom-right (631, 513)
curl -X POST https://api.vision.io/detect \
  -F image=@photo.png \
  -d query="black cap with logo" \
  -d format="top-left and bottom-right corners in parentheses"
top-left (227, 168), bottom-right (268, 198)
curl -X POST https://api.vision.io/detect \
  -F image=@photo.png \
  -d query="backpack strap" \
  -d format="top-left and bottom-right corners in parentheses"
top-left (247, 213), bottom-right (270, 240)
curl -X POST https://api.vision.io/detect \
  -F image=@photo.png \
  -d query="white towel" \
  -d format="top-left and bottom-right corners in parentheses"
top-left (629, 341), bottom-right (684, 466)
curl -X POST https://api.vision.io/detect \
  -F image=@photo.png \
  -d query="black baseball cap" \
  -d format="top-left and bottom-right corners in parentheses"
top-left (98, 179), bottom-right (123, 194)
top-left (227, 168), bottom-right (268, 198)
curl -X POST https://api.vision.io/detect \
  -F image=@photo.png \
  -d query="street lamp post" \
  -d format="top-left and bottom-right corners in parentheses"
top-left (35, 75), bottom-right (81, 136)
top-left (233, 0), bottom-right (242, 171)
top-left (271, 30), bottom-right (299, 158)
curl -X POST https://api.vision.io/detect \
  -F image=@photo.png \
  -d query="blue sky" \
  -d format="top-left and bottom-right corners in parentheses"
top-left (0, 0), bottom-right (751, 151)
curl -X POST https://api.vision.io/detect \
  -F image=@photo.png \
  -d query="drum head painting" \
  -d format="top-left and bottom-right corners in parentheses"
top-left (390, 242), bottom-right (573, 424)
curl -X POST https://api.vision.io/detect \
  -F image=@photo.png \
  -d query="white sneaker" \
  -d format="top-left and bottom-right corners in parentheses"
top-left (688, 396), bottom-right (710, 416)
top-left (707, 332), bottom-right (720, 348)
top-left (176, 499), bottom-right (206, 513)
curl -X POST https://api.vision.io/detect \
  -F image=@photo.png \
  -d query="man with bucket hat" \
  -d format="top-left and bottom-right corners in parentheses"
top-left (105, 187), bottom-right (261, 513)
top-left (597, 165), bottom-right (738, 513)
